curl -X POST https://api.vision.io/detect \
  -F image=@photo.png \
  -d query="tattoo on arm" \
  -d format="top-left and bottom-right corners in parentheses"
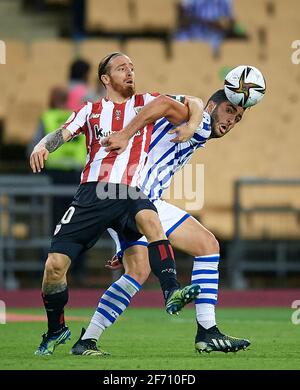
top-left (44, 128), bottom-right (65, 153)
top-left (42, 282), bottom-right (67, 295)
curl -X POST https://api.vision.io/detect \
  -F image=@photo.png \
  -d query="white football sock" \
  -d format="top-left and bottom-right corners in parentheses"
top-left (82, 274), bottom-right (141, 341)
top-left (191, 254), bottom-right (219, 330)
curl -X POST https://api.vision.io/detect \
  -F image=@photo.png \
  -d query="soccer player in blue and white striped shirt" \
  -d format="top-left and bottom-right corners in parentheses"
top-left (72, 90), bottom-right (251, 355)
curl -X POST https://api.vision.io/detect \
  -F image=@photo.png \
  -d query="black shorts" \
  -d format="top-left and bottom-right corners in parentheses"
top-left (49, 182), bottom-right (157, 260)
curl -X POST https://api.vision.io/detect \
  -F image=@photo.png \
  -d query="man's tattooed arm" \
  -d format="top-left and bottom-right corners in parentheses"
top-left (44, 128), bottom-right (65, 152)
top-left (30, 127), bottom-right (72, 173)
top-left (38, 127), bottom-right (71, 153)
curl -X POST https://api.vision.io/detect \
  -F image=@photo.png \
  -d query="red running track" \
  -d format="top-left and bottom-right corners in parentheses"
top-left (0, 289), bottom-right (299, 308)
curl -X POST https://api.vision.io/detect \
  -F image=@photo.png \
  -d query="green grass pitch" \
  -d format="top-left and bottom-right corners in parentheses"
top-left (1, 307), bottom-right (299, 370)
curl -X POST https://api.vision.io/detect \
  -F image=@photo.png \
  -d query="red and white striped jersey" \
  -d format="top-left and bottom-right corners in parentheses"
top-left (63, 93), bottom-right (159, 186)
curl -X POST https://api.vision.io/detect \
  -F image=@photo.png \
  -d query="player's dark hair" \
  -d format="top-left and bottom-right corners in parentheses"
top-left (69, 59), bottom-right (90, 82)
top-left (98, 52), bottom-right (125, 86)
top-left (206, 89), bottom-right (228, 107)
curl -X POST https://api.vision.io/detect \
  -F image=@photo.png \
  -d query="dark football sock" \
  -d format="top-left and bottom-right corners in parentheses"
top-left (148, 239), bottom-right (180, 301)
top-left (42, 288), bottom-right (69, 333)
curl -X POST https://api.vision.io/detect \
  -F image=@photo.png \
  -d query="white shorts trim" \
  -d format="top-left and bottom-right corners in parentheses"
top-left (108, 199), bottom-right (190, 253)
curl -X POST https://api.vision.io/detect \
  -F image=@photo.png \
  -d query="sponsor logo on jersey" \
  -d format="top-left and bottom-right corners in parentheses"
top-left (94, 124), bottom-right (112, 139)
top-left (90, 113), bottom-right (101, 119)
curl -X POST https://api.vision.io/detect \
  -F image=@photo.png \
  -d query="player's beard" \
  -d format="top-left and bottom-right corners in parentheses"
top-left (111, 78), bottom-right (135, 99)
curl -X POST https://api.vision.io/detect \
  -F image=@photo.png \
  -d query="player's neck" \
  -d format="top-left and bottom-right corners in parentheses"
top-left (105, 90), bottom-right (133, 104)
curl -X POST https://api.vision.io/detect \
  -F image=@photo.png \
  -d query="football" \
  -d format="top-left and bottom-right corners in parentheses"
top-left (224, 65), bottom-right (266, 108)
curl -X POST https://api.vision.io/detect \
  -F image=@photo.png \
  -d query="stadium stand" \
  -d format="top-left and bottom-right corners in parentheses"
top-left (85, 0), bottom-right (177, 35)
top-left (134, 0), bottom-right (177, 33)
top-left (85, 0), bottom-right (135, 33)
top-left (30, 39), bottom-right (74, 67)
top-left (163, 41), bottom-right (216, 97)
top-left (124, 39), bottom-right (169, 92)
top-left (3, 39), bottom-right (27, 68)
top-left (78, 39), bottom-right (121, 67)
top-left (4, 100), bottom-right (44, 145)
top-left (78, 38), bottom-right (121, 80)
top-left (45, 0), bottom-right (70, 5)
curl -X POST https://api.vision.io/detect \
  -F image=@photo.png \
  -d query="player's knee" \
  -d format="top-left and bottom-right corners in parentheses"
top-left (136, 211), bottom-right (165, 242)
top-left (146, 218), bottom-right (164, 241)
top-left (127, 268), bottom-right (150, 285)
top-left (44, 253), bottom-right (69, 281)
top-left (207, 232), bottom-right (220, 253)
top-left (124, 256), bottom-right (151, 285)
top-left (195, 231), bottom-right (220, 256)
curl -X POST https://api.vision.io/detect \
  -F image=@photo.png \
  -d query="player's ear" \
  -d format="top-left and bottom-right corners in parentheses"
top-left (101, 74), bottom-right (110, 86)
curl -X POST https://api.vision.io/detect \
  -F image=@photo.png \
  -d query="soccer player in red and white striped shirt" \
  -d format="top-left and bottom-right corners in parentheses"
top-left (30, 52), bottom-right (203, 355)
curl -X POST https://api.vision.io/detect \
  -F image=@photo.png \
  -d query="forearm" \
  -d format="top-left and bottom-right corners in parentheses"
top-left (35, 127), bottom-right (71, 153)
top-left (166, 96), bottom-right (204, 143)
top-left (185, 96), bottom-right (204, 130)
top-left (123, 96), bottom-right (188, 138)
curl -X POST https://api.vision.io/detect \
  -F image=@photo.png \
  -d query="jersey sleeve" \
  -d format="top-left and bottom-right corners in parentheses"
top-left (190, 111), bottom-right (211, 145)
top-left (173, 111), bottom-right (211, 162)
top-left (166, 94), bottom-right (186, 104)
top-left (166, 97), bottom-right (210, 145)
top-left (62, 102), bottom-right (91, 139)
top-left (148, 94), bottom-right (186, 129)
top-left (143, 92), bottom-right (161, 105)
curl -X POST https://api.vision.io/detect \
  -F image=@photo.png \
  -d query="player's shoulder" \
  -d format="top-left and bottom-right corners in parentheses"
top-left (165, 94), bottom-right (185, 104)
top-left (73, 100), bottom-right (94, 114)
top-left (202, 111), bottom-right (211, 127)
top-left (142, 92), bottom-right (161, 100)
top-left (91, 100), bottom-right (102, 110)
top-left (86, 99), bottom-right (104, 116)
top-left (133, 92), bottom-right (160, 106)
top-left (149, 92), bottom-right (160, 97)
top-left (139, 92), bottom-right (160, 97)
top-left (193, 111), bottom-right (211, 140)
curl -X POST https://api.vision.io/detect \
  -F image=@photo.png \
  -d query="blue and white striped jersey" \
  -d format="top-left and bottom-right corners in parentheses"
top-left (138, 111), bottom-right (211, 201)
